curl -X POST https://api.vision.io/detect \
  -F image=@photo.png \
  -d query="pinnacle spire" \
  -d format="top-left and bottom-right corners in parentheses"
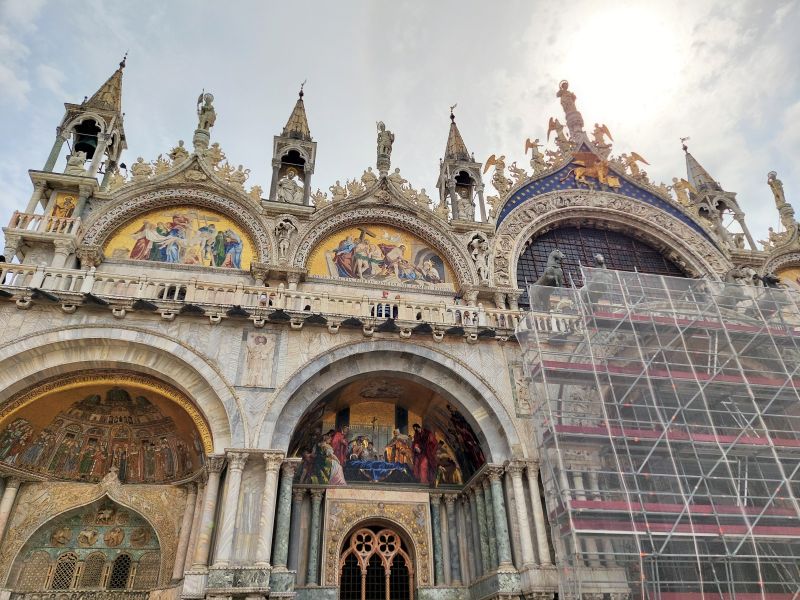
top-left (282, 83), bottom-right (312, 141)
top-left (683, 144), bottom-right (723, 193)
top-left (84, 55), bottom-right (125, 113)
top-left (444, 105), bottom-right (471, 161)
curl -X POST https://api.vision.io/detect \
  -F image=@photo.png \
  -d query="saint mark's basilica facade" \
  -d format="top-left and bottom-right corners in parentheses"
top-left (0, 58), bottom-right (799, 600)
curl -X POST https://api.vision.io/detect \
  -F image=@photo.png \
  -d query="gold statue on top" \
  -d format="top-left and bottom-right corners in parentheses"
top-left (671, 177), bottom-right (697, 205)
top-left (592, 123), bottom-right (613, 147)
top-left (619, 152), bottom-right (650, 178)
top-left (484, 154), bottom-right (512, 196)
top-left (561, 152), bottom-right (621, 190)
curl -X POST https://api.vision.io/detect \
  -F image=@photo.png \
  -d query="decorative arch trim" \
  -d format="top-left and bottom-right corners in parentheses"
top-left (292, 205), bottom-right (477, 287)
top-left (80, 187), bottom-right (273, 263)
top-left (493, 190), bottom-right (731, 288)
top-left (259, 340), bottom-right (521, 461)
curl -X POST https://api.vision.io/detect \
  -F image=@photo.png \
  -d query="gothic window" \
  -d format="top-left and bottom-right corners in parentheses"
top-left (79, 552), bottom-right (106, 588)
top-left (339, 527), bottom-right (413, 600)
top-left (17, 551), bottom-right (51, 591)
top-left (108, 554), bottom-right (132, 589)
top-left (516, 226), bottom-right (685, 306)
top-left (51, 552), bottom-right (78, 589)
top-left (133, 552), bottom-right (160, 589)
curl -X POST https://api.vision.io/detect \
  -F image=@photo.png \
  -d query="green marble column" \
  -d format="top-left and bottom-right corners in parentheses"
top-left (489, 469), bottom-right (513, 567)
top-left (44, 133), bottom-right (66, 172)
top-left (444, 494), bottom-right (462, 585)
top-left (306, 489), bottom-right (324, 584)
top-left (430, 494), bottom-right (445, 585)
top-left (474, 485), bottom-right (490, 574)
top-left (272, 460), bottom-right (298, 570)
top-left (482, 479), bottom-right (498, 568)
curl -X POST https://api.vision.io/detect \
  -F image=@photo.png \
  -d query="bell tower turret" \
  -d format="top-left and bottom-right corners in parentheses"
top-left (436, 106), bottom-right (485, 222)
top-left (44, 56), bottom-right (128, 187)
top-left (268, 85), bottom-right (316, 205)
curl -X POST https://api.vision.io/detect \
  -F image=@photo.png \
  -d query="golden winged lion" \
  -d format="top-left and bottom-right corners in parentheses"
top-left (560, 152), bottom-right (622, 190)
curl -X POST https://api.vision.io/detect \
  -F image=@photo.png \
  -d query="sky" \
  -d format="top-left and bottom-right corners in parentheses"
top-left (0, 0), bottom-right (798, 246)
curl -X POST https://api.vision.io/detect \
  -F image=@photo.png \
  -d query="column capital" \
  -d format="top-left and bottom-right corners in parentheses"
top-left (264, 451), bottom-right (284, 472)
top-left (4, 477), bottom-right (22, 489)
top-left (486, 466), bottom-right (505, 482)
top-left (429, 493), bottom-right (442, 505)
top-left (481, 477), bottom-right (492, 491)
top-left (226, 451), bottom-right (249, 471)
top-left (184, 482), bottom-right (198, 495)
top-left (206, 454), bottom-right (226, 473)
top-left (505, 461), bottom-right (526, 477)
top-left (527, 458), bottom-right (540, 469)
top-left (293, 488), bottom-right (307, 502)
top-left (443, 493), bottom-right (458, 506)
top-left (53, 238), bottom-right (76, 253)
top-left (281, 459), bottom-right (299, 478)
top-left (310, 488), bottom-right (325, 501)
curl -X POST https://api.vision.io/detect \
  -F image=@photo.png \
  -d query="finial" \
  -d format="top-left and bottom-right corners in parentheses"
top-left (680, 136), bottom-right (690, 152)
top-left (119, 51), bottom-right (128, 70)
top-left (299, 79), bottom-right (306, 98)
top-left (449, 102), bottom-right (457, 122)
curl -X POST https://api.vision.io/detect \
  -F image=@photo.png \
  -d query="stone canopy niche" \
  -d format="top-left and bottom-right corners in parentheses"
top-left (0, 376), bottom-right (210, 484)
top-left (289, 377), bottom-right (485, 488)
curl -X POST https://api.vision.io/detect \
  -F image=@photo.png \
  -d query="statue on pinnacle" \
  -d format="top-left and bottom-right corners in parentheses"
top-left (557, 80), bottom-right (585, 138)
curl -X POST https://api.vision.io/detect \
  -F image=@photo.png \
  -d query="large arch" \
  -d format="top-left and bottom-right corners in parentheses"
top-left (493, 190), bottom-right (732, 288)
top-left (0, 325), bottom-right (239, 450)
top-left (259, 340), bottom-right (522, 462)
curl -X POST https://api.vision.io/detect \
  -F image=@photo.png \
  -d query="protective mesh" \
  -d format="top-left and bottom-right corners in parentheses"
top-left (50, 553), bottom-right (77, 589)
top-left (79, 552), bottom-right (106, 588)
top-left (108, 554), bottom-right (132, 589)
top-left (132, 552), bottom-right (160, 589)
top-left (517, 267), bottom-right (800, 599)
top-left (17, 551), bottom-right (50, 591)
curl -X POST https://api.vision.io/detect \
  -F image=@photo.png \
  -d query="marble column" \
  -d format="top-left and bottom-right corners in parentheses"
top-left (272, 460), bottom-right (298, 570)
top-left (588, 469), bottom-right (615, 564)
top-left (482, 478), bottom-right (498, 568)
top-left (288, 488), bottom-right (306, 571)
top-left (444, 494), bottom-right (462, 585)
top-left (572, 470), bottom-right (600, 567)
top-left (488, 468), bottom-right (513, 568)
top-left (255, 452), bottom-right (283, 567)
top-left (507, 463), bottom-right (536, 568)
top-left (184, 480), bottom-right (206, 573)
top-left (429, 494), bottom-right (445, 585)
top-left (526, 460), bottom-right (553, 566)
top-left (468, 490), bottom-right (484, 576)
top-left (474, 484), bottom-right (491, 573)
top-left (172, 483), bottom-right (198, 580)
top-left (24, 182), bottom-right (47, 214)
top-left (0, 478), bottom-right (21, 542)
top-left (214, 452), bottom-right (249, 567)
top-left (306, 489), bottom-right (324, 585)
top-left (439, 501), bottom-right (450, 583)
top-left (457, 496), bottom-right (472, 583)
top-left (43, 132), bottom-right (66, 172)
top-left (191, 456), bottom-right (225, 569)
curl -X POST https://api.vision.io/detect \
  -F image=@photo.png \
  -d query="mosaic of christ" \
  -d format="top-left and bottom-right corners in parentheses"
top-left (289, 378), bottom-right (485, 487)
top-left (308, 225), bottom-right (455, 287)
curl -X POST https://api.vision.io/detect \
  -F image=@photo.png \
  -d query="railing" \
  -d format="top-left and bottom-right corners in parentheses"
top-left (6, 211), bottom-right (83, 236)
top-left (0, 264), bottom-right (524, 329)
top-left (10, 592), bottom-right (149, 600)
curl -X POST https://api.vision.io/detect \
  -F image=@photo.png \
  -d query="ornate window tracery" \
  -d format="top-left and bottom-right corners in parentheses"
top-left (339, 527), bottom-right (413, 600)
top-left (517, 226), bottom-right (685, 305)
top-left (17, 551), bottom-right (51, 591)
top-left (79, 552), bottom-right (106, 588)
top-left (108, 554), bottom-right (132, 589)
top-left (51, 552), bottom-right (78, 589)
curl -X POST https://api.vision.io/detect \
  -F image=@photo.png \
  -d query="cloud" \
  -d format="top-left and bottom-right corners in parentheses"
top-left (36, 64), bottom-right (67, 98)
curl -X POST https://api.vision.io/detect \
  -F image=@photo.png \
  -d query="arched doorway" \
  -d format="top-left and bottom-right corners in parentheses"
top-left (339, 526), bottom-right (413, 600)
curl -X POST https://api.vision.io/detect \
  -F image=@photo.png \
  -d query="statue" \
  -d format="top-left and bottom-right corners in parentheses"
top-left (64, 152), bottom-right (88, 176)
top-left (434, 198), bottom-right (450, 220)
top-left (106, 166), bottom-right (127, 191)
top-left (152, 154), bottom-right (170, 176)
top-left (508, 161), bottom-right (528, 185)
top-left (361, 167), bottom-right (378, 188)
top-left (561, 152), bottom-right (620, 190)
top-left (196, 92), bottom-right (217, 131)
top-left (387, 168), bottom-right (407, 189)
top-left (311, 189), bottom-right (330, 208)
top-left (583, 253), bottom-right (614, 306)
top-left (329, 180), bottom-right (347, 203)
top-left (531, 249), bottom-right (566, 310)
top-left (483, 154), bottom-right (512, 196)
top-left (277, 169), bottom-right (303, 203)
top-left (205, 143), bottom-right (226, 169)
top-left (469, 236), bottom-right (490, 283)
top-left (130, 157), bottom-right (153, 182)
top-left (346, 178), bottom-right (366, 197)
top-left (248, 185), bottom-right (263, 202)
top-left (620, 152), bottom-right (650, 178)
top-left (557, 80), bottom-right (578, 114)
top-left (229, 165), bottom-right (250, 190)
top-left (592, 123), bottom-right (613, 147)
top-left (275, 219), bottom-right (296, 260)
top-left (486, 195), bottom-right (501, 221)
top-left (376, 121), bottom-right (395, 171)
top-left (525, 138), bottom-right (548, 174)
top-left (415, 188), bottom-right (432, 208)
top-left (456, 190), bottom-right (475, 220)
top-left (671, 177), bottom-right (696, 205)
top-left (768, 171), bottom-right (787, 207)
top-left (547, 117), bottom-right (571, 153)
top-left (168, 140), bottom-right (189, 163)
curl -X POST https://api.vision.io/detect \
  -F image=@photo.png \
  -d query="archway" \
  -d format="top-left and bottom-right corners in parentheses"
top-left (8, 497), bottom-right (160, 592)
top-left (339, 525), bottom-right (414, 600)
top-left (261, 341), bottom-right (522, 463)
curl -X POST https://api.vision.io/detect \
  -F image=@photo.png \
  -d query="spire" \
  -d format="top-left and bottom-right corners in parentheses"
top-left (282, 82), bottom-right (311, 141)
top-left (683, 142), bottom-right (723, 193)
top-left (84, 54), bottom-right (126, 113)
top-left (444, 105), bottom-right (471, 161)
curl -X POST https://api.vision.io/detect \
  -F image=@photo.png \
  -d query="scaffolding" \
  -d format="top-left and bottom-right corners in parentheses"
top-left (517, 267), bottom-right (800, 600)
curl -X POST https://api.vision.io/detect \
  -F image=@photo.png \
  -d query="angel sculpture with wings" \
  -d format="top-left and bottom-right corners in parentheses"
top-left (620, 152), bottom-right (650, 178)
top-left (547, 117), bottom-right (571, 153)
top-left (483, 154), bottom-right (512, 196)
top-left (671, 177), bottom-right (697, 205)
top-left (525, 138), bottom-right (548, 174)
top-left (592, 123), bottom-right (613, 147)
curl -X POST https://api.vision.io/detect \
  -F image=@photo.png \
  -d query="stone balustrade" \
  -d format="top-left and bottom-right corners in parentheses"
top-left (0, 264), bottom-right (524, 330)
top-left (6, 211), bottom-right (83, 236)
top-left (10, 592), bottom-right (149, 600)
